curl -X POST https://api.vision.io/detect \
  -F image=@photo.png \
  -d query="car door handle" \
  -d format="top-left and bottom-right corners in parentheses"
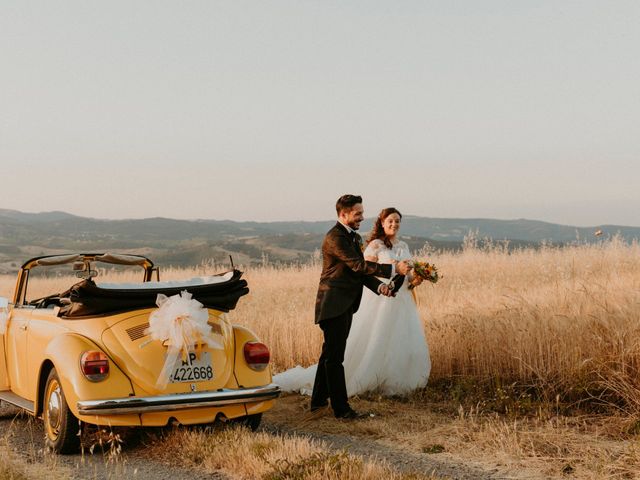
top-left (20, 325), bottom-right (27, 331)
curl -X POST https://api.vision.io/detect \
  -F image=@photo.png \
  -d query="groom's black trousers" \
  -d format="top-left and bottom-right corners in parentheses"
top-left (311, 306), bottom-right (353, 416)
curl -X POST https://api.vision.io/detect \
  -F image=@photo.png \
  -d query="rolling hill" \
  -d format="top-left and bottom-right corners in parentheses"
top-left (0, 209), bottom-right (638, 273)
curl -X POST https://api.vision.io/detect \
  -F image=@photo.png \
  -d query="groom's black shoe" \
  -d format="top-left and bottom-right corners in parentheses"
top-left (335, 408), bottom-right (370, 420)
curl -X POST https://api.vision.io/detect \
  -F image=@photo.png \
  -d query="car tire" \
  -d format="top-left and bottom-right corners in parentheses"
top-left (43, 368), bottom-right (81, 454)
top-left (233, 413), bottom-right (262, 431)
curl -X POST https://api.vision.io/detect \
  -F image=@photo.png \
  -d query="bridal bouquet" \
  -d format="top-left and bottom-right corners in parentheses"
top-left (409, 261), bottom-right (439, 290)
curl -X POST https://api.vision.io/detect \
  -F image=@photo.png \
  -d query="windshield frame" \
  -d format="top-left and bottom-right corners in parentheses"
top-left (13, 253), bottom-right (155, 306)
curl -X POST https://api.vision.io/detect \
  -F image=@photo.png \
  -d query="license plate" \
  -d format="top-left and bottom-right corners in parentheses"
top-left (169, 351), bottom-right (214, 383)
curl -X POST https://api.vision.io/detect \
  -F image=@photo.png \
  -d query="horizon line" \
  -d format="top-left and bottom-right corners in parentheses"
top-left (1, 208), bottom-right (639, 230)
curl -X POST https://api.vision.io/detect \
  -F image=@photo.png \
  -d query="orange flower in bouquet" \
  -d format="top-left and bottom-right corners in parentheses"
top-left (408, 261), bottom-right (439, 290)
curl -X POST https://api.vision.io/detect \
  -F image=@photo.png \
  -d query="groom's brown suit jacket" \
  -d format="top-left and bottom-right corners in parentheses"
top-left (314, 222), bottom-right (392, 324)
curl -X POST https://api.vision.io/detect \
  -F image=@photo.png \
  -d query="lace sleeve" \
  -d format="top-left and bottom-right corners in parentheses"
top-left (396, 241), bottom-right (412, 261)
top-left (364, 239), bottom-right (384, 260)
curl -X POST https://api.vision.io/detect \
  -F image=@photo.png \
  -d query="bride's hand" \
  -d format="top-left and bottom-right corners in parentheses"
top-left (396, 260), bottom-right (412, 276)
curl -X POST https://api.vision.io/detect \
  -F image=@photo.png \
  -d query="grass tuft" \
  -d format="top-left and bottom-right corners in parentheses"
top-left (147, 424), bottom-right (434, 479)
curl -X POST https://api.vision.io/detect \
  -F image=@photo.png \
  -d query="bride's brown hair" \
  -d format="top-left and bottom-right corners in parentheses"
top-left (368, 207), bottom-right (402, 249)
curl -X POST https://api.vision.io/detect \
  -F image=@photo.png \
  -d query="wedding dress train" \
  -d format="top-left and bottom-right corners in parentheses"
top-left (274, 240), bottom-right (431, 397)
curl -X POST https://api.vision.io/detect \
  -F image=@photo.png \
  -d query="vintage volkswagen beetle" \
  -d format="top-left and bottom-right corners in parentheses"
top-left (0, 253), bottom-right (280, 453)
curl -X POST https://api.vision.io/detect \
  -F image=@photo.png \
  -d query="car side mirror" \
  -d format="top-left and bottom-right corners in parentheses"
top-left (75, 270), bottom-right (98, 279)
top-left (73, 261), bottom-right (97, 279)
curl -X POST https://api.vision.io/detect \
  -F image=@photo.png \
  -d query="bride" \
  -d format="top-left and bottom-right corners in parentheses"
top-left (274, 207), bottom-right (431, 397)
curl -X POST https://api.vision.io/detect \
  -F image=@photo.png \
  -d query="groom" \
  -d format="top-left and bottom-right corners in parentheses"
top-left (310, 194), bottom-right (411, 419)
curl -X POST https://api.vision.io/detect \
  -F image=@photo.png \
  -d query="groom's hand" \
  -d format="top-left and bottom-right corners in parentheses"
top-left (379, 284), bottom-right (393, 297)
top-left (396, 260), bottom-right (412, 276)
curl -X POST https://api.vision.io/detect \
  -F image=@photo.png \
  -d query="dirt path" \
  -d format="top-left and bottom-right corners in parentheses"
top-left (262, 394), bottom-right (517, 479)
top-left (2, 399), bottom-right (505, 479)
top-left (263, 422), bottom-right (503, 479)
top-left (0, 403), bottom-right (226, 480)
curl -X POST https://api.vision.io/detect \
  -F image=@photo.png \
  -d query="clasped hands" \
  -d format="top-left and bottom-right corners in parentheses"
top-left (379, 260), bottom-right (412, 297)
top-left (395, 260), bottom-right (412, 276)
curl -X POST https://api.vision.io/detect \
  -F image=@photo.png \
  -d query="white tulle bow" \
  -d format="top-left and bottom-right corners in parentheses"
top-left (145, 291), bottom-right (222, 388)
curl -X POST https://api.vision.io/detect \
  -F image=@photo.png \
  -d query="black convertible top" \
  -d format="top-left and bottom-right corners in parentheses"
top-left (58, 269), bottom-right (249, 318)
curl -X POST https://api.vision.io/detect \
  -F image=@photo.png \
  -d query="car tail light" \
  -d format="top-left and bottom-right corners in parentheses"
top-left (243, 342), bottom-right (270, 371)
top-left (80, 351), bottom-right (110, 382)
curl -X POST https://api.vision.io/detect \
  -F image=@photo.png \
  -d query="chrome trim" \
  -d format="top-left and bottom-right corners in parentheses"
top-left (77, 384), bottom-right (281, 415)
top-left (0, 391), bottom-right (35, 414)
top-left (47, 384), bottom-right (62, 432)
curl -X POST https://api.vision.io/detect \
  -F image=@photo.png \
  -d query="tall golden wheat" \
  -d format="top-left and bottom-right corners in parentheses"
top-left (1, 238), bottom-right (639, 408)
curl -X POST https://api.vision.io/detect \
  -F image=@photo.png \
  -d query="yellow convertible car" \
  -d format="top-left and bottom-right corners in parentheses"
top-left (0, 253), bottom-right (280, 453)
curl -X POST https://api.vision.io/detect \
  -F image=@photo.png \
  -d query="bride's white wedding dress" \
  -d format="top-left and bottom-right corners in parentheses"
top-left (274, 239), bottom-right (431, 396)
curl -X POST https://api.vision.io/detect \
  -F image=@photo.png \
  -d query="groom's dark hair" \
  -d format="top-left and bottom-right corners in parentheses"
top-left (336, 194), bottom-right (363, 215)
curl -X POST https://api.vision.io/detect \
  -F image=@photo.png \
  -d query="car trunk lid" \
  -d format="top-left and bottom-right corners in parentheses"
top-left (101, 309), bottom-right (234, 395)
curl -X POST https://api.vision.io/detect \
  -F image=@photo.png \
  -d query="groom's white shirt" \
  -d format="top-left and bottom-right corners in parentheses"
top-left (338, 220), bottom-right (395, 290)
top-left (338, 220), bottom-right (355, 235)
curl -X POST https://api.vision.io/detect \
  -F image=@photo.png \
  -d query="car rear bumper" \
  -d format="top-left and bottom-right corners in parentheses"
top-left (77, 383), bottom-right (281, 415)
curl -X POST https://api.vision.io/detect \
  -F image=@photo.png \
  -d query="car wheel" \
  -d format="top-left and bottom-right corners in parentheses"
top-left (233, 413), bottom-right (262, 431)
top-left (43, 368), bottom-right (81, 454)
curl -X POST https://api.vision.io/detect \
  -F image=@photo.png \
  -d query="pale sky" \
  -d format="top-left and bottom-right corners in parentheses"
top-left (1, 1), bottom-right (639, 226)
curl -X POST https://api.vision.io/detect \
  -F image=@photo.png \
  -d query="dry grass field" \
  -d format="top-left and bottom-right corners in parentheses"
top-left (232, 237), bottom-right (640, 412)
top-left (1, 237), bottom-right (640, 478)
